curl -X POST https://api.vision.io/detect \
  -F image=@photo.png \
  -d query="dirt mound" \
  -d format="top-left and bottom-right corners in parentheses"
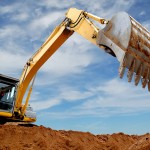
top-left (0, 125), bottom-right (150, 150)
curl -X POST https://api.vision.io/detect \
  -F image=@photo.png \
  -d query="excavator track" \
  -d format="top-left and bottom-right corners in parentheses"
top-left (0, 116), bottom-right (36, 127)
top-left (4, 122), bottom-right (37, 127)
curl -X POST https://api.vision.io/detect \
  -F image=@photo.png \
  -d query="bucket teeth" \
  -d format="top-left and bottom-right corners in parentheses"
top-left (119, 59), bottom-right (126, 79)
top-left (135, 64), bottom-right (142, 86)
top-left (141, 78), bottom-right (147, 88)
top-left (127, 71), bottom-right (134, 82)
top-left (119, 65), bottom-right (125, 79)
top-left (127, 59), bottom-right (135, 82)
top-left (141, 68), bottom-right (149, 88)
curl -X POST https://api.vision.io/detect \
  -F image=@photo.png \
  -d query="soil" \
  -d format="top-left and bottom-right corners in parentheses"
top-left (0, 125), bottom-right (150, 150)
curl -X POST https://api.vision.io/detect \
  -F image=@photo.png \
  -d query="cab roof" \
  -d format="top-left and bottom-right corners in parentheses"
top-left (0, 74), bottom-right (19, 85)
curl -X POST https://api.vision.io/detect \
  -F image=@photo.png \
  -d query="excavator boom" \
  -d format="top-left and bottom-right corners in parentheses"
top-left (15, 26), bottom-right (73, 109)
top-left (15, 8), bottom-right (108, 114)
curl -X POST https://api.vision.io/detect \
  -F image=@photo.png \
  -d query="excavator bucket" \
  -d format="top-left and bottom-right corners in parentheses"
top-left (97, 12), bottom-right (150, 90)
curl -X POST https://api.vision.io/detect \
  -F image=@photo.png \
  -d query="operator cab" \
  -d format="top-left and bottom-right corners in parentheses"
top-left (0, 74), bottom-right (19, 112)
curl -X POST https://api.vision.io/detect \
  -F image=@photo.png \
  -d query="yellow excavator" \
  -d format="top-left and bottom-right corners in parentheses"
top-left (0, 8), bottom-right (149, 123)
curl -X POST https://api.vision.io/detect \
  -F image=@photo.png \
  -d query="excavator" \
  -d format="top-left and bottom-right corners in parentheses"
top-left (0, 8), bottom-right (149, 124)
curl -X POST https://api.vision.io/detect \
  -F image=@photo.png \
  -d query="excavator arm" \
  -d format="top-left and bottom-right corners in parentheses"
top-left (15, 8), bottom-right (109, 116)
top-left (15, 24), bottom-right (74, 112)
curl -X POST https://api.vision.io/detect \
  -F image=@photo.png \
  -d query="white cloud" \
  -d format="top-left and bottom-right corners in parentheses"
top-left (29, 11), bottom-right (64, 37)
top-left (11, 12), bottom-right (29, 22)
top-left (59, 86), bottom-right (92, 101)
top-left (30, 98), bottom-right (61, 111)
top-left (31, 78), bottom-right (150, 118)
top-left (41, 45), bottom-right (95, 75)
top-left (36, 0), bottom-right (72, 9)
top-left (0, 25), bottom-right (32, 75)
top-left (61, 90), bottom-right (90, 101)
top-left (139, 11), bottom-right (146, 16)
top-left (80, 78), bottom-right (150, 109)
top-left (30, 84), bottom-right (93, 111)
top-left (143, 21), bottom-right (150, 31)
top-left (37, 107), bottom-right (146, 120)
top-left (0, 25), bottom-right (25, 40)
top-left (0, 3), bottom-right (19, 14)
top-left (32, 33), bottom-right (104, 86)
top-left (76, 0), bottom-right (135, 18)
top-left (0, 2), bottom-right (30, 22)
top-left (0, 50), bottom-right (29, 76)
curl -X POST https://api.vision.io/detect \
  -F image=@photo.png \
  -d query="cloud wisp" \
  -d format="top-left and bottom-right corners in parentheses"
top-left (30, 78), bottom-right (150, 120)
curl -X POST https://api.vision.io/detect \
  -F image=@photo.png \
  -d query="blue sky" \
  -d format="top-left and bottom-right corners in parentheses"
top-left (0, 0), bottom-right (150, 134)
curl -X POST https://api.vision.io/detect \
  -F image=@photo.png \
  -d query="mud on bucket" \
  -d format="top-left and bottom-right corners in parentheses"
top-left (97, 12), bottom-right (150, 91)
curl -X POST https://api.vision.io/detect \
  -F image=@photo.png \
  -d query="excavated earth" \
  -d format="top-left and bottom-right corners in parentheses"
top-left (0, 125), bottom-right (150, 150)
